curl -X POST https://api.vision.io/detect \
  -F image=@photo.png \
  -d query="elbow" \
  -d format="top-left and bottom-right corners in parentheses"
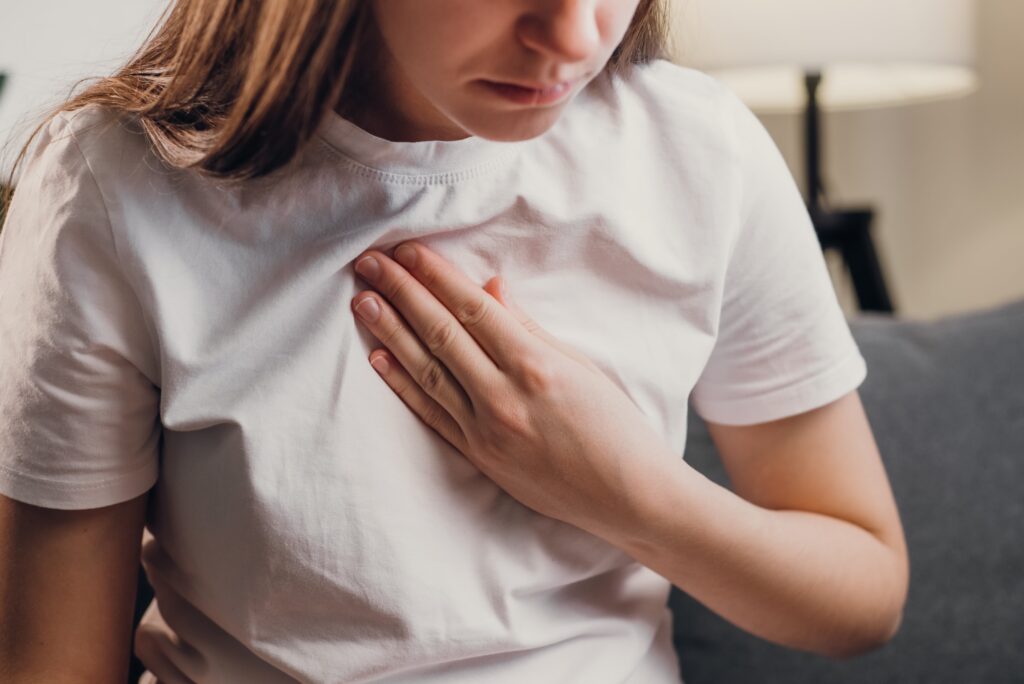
top-left (829, 538), bottom-right (909, 660)
top-left (827, 609), bottom-right (904, 660)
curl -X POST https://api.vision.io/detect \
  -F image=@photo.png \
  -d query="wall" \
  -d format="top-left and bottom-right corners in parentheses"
top-left (0, 1), bottom-right (169, 179)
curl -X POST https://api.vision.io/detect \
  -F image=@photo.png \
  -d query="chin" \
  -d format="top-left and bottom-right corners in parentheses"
top-left (463, 107), bottom-right (565, 143)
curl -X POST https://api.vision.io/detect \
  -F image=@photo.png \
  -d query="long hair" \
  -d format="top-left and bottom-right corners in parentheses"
top-left (0, 0), bottom-right (673, 227)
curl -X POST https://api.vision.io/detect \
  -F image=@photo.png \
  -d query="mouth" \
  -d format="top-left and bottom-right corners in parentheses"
top-left (478, 78), bottom-right (578, 106)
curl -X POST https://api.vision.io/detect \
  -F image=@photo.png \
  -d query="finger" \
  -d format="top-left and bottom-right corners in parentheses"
top-left (353, 249), bottom-right (505, 398)
top-left (486, 277), bottom-right (604, 375)
top-left (366, 349), bottom-right (470, 454)
top-left (484, 276), bottom-right (542, 335)
top-left (352, 289), bottom-right (476, 425)
top-left (387, 241), bottom-right (547, 371)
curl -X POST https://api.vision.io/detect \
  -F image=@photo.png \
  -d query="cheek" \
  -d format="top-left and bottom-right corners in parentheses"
top-left (380, 1), bottom-right (497, 80)
top-left (601, 0), bottom-right (643, 45)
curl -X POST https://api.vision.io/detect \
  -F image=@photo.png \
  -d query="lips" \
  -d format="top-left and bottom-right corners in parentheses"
top-left (480, 79), bottom-right (576, 106)
top-left (498, 81), bottom-right (573, 97)
top-left (491, 75), bottom-right (582, 92)
top-left (496, 79), bottom-right (575, 91)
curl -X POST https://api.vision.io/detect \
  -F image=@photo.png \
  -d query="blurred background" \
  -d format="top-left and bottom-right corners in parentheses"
top-left (1, 0), bottom-right (1021, 322)
top-left (669, 0), bottom-right (1023, 321)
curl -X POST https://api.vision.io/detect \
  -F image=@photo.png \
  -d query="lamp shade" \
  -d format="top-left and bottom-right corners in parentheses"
top-left (671, 0), bottom-right (979, 114)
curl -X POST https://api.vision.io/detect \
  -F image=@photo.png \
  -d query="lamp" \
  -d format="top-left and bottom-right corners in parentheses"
top-left (671, 0), bottom-right (979, 313)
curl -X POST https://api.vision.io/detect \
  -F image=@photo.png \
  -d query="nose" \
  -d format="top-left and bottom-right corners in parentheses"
top-left (518, 0), bottom-right (602, 64)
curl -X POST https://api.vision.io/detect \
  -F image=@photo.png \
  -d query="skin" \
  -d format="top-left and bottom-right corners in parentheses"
top-left (347, 0), bottom-right (909, 658)
top-left (340, 0), bottom-right (642, 142)
top-left (0, 493), bottom-right (147, 682)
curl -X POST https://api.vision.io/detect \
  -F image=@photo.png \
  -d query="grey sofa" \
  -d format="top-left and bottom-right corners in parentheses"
top-left (671, 297), bottom-right (1024, 683)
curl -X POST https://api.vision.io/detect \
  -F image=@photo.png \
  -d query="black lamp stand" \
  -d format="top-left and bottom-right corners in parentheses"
top-left (803, 71), bottom-right (895, 313)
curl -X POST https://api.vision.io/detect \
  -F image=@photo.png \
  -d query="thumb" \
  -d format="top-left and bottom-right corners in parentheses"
top-left (485, 276), bottom-right (602, 373)
top-left (485, 276), bottom-right (537, 333)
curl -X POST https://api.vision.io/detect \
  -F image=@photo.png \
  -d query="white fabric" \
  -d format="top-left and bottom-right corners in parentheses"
top-left (0, 59), bottom-right (866, 683)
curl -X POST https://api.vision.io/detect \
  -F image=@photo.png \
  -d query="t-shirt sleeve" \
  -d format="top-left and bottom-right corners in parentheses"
top-left (689, 82), bottom-right (868, 426)
top-left (0, 111), bottom-right (161, 509)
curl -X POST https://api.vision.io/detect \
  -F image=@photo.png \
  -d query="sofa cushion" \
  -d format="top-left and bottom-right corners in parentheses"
top-left (670, 297), bottom-right (1024, 683)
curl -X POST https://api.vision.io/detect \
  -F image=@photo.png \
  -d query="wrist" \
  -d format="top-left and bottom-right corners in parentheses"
top-left (594, 454), bottom-right (704, 557)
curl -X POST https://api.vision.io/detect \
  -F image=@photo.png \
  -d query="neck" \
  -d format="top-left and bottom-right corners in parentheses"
top-left (333, 8), bottom-right (468, 142)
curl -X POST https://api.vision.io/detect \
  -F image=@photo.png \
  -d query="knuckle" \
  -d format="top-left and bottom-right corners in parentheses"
top-left (417, 263), bottom-right (444, 291)
top-left (423, 317), bottom-right (458, 356)
top-left (383, 273), bottom-right (414, 305)
top-left (454, 297), bottom-right (490, 330)
top-left (479, 396), bottom-right (530, 441)
top-left (417, 356), bottom-right (448, 394)
top-left (516, 355), bottom-right (558, 394)
top-left (377, 318), bottom-right (404, 348)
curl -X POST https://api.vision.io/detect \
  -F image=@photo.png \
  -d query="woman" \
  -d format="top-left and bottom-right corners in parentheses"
top-left (0, 0), bottom-right (908, 682)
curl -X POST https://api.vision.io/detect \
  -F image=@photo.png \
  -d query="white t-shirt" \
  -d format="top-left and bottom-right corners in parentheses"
top-left (0, 59), bottom-right (867, 683)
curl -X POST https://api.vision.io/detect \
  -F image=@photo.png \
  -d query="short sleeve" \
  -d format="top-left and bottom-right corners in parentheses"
top-left (689, 84), bottom-right (867, 426)
top-left (0, 110), bottom-right (161, 509)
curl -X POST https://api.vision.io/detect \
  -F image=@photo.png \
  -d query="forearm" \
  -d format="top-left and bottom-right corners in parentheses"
top-left (0, 494), bottom-right (144, 683)
top-left (602, 460), bottom-right (907, 659)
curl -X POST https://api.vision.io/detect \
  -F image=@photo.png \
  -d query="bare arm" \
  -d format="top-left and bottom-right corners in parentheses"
top-left (609, 390), bottom-right (909, 659)
top-left (0, 491), bottom-right (148, 682)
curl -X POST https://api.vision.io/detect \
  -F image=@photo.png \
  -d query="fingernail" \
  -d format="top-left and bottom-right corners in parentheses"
top-left (370, 354), bottom-right (389, 375)
top-left (501, 279), bottom-right (515, 305)
top-left (355, 255), bottom-right (380, 281)
top-left (354, 296), bottom-right (381, 322)
top-left (394, 244), bottom-right (417, 268)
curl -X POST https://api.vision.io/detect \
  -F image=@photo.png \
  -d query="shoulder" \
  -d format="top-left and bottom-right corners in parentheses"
top-left (2, 104), bottom-right (151, 278)
top-left (573, 59), bottom-right (747, 173)
top-left (14, 104), bottom-right (149, 205)
top-left (589, 59), bottom-right (741, 135)
top-left (26, 104), bottom-right (138, 167)
top-left (608, 59), bottom-right (727, 110)
top-left (8, 107), bottom-right (108, 224)
top-left (602, 60), bottom-right (792, 202)
top-left (9, 103), bottom-right (192, 252)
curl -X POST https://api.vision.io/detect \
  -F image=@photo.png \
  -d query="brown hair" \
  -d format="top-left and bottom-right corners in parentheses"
top-left (0, 0), bottom-right (672, 226)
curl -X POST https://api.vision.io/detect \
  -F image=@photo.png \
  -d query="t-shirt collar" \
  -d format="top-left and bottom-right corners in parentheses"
top-left (315, 109), bottom-right (526, 180)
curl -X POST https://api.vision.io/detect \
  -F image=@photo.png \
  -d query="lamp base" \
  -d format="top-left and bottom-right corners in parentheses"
top-left (811, 205), bottom-right (895, 314)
